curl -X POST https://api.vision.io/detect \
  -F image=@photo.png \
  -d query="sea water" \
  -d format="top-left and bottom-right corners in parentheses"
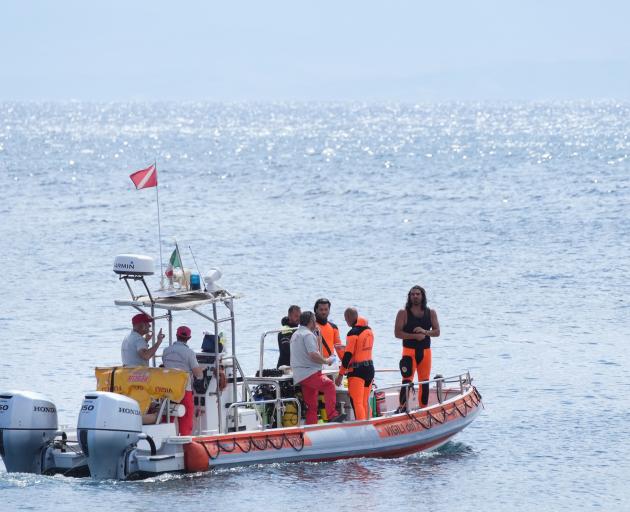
top-left (0, 101), bottom-right (628, 511)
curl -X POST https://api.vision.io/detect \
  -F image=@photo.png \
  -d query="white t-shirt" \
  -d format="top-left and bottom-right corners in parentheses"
top-left (162, 341), bottom-right (200, 391)
top-left (121, 330), bottom-right (149, 367)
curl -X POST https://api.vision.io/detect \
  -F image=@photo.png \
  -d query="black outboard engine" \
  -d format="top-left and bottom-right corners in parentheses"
top-left (77, 391), bottom-right (143, 480)
top-left (0, 391), bottom-right (59, 473)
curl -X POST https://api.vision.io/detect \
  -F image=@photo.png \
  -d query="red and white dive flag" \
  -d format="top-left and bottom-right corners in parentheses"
top-left (129, 164), bottom-right (158, 189)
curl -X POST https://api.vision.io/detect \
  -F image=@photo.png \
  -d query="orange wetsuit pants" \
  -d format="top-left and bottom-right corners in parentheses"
top-left (400, 346), bottom-right (432, 407)
top-left (347, 364), bottom-right (375, 420)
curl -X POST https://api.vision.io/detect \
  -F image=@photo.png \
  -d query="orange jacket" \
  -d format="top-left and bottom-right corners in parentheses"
top-left (317, 320), bottom-right (341, 358)
top-left (340, 317), bottom-right (374, 375)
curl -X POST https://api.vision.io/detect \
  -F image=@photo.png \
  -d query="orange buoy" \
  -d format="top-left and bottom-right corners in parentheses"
top-left (183, 442), bottom-right (209, 473)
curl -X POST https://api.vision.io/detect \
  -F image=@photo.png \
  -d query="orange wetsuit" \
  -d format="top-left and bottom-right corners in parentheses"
top-left (317, 320), bottom-right (342, 358)
top-left (400, 308), bottom-right (432, 407)
top-left (340, 317), bottom-right (374, 420)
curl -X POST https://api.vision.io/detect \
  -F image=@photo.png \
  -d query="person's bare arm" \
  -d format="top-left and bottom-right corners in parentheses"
top-left (139, 328), bottom-right (165, 360)
top-left (427, 309), bottom-right (440, 338)
top-left (428, 309), bottom-right (440, 337)
top-left (308, 351), bottom-right (333, 365)
top-left (192, 366), bottom-right (204, 379)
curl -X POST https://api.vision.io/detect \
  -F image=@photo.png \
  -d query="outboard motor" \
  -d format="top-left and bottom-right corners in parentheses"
top-left (77, 391), bottom-right (142, 479)
top-left (0, 391), bottom-right (58, 473)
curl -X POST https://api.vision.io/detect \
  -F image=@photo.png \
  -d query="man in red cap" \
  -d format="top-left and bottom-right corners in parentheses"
top-left (121, 313), bottom-right (165, 367)
top-left (162, 326), bottom-right (204, 435)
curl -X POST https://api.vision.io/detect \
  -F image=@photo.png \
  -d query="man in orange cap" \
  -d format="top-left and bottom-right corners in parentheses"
top-left (121, 313), bottom-right (165, 367)
top-left (162, 325), bottom-right (204, 435)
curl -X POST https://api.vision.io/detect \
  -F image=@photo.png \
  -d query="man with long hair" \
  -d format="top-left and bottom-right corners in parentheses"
top-left (394, 285), bottom-right (440, 410)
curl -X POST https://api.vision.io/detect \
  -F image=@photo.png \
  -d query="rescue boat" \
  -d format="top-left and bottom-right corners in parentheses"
top-left (0, 254), bottom-right (482, 479)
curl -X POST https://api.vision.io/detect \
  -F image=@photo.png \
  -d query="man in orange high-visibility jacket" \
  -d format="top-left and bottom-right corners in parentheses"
top-left (314, 298), bottom-right (343, 359)
top-left (335, 308), bottom-right (374, 420)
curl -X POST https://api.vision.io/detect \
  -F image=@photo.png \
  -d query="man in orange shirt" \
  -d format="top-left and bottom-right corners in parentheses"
top-left (313, 298), bottom-right (343, 359)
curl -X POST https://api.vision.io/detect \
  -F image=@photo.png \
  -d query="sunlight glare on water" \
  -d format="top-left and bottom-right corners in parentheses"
top-left (0, 101), bottom-right (629, 511)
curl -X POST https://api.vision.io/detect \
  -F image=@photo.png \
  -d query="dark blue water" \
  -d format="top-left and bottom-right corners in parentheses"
top-left (1, 102), bottom-right (629, 511)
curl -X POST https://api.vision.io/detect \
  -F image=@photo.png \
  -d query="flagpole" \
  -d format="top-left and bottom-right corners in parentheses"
top-left (155, 160), bottom-right (165, 289)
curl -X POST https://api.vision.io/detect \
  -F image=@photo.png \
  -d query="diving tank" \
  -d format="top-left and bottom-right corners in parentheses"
top-left (77, 392), bottom-right (142, 479)
top-left (0, 390), bottom-right (59, 473)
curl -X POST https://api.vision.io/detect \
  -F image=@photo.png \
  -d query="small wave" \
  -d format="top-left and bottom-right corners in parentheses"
top-left (0, 471), bottom-right (57, 489)
top-left (597, 359), bottom-right (620, 366)
top-left (521, 271), bottom-right (574, 281)
top-left (67, 203), bottom-right (112, 211)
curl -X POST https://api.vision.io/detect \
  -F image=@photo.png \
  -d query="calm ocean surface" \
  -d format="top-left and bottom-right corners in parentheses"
top-left (0, 102), bottom-right (628, 511)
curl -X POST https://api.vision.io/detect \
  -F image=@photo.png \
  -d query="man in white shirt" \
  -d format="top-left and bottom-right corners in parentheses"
top-left (162, 325), bottom-right (203, 435)
top-left (290, 311), bottom-right (345, 424)
top-left (121, 313), bottom-right (164, 367)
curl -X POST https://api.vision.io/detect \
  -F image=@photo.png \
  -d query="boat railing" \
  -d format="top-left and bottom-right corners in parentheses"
top-left (258, 328), bottom-right (297, 376)
top-left (241, 376), bottom-right (292, 427)
top-left (221, 354), bottom-right (254, 403)
top-left (376, 371), bottom-right (473, 414)
top-left (227, 397), bottom-right (302, 432)
top-left (378, 371), bottom-right (472, 394)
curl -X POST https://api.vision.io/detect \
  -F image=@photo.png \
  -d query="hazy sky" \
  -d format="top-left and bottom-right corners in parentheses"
top-left (1, 0), bottom-right (629, 101)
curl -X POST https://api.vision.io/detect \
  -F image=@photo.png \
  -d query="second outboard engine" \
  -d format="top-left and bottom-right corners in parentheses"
top-left (0, 390), bottom-right (59, 473)
top-left (77, 391), bottom-right (142, 479)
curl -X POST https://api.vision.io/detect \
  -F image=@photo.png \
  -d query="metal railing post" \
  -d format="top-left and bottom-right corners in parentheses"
top-left (227, 398), bottom-right (301, 431)
top-left (229, 298), bottom-right (237, 410)
top-left (278, 397), bottom-right (284, 427)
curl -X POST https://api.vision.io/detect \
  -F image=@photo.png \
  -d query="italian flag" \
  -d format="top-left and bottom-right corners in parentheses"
top-left (165, 249), bottom-right (182, 278)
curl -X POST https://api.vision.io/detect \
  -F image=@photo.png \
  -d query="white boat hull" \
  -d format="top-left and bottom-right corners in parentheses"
top-left (137, 385), bottom-right (482, 474)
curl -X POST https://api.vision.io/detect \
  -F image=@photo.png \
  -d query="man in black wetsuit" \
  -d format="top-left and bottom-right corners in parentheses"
top-left (394, 285), bottom-right (440, 410)
top-left (277, 305), bottom-right (301, 368)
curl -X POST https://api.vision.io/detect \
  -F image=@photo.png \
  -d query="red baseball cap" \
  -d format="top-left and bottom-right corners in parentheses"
top-left (176, 325), bottom-right (192, 340)
top-left (132, 313), bottom-right (153, 325)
